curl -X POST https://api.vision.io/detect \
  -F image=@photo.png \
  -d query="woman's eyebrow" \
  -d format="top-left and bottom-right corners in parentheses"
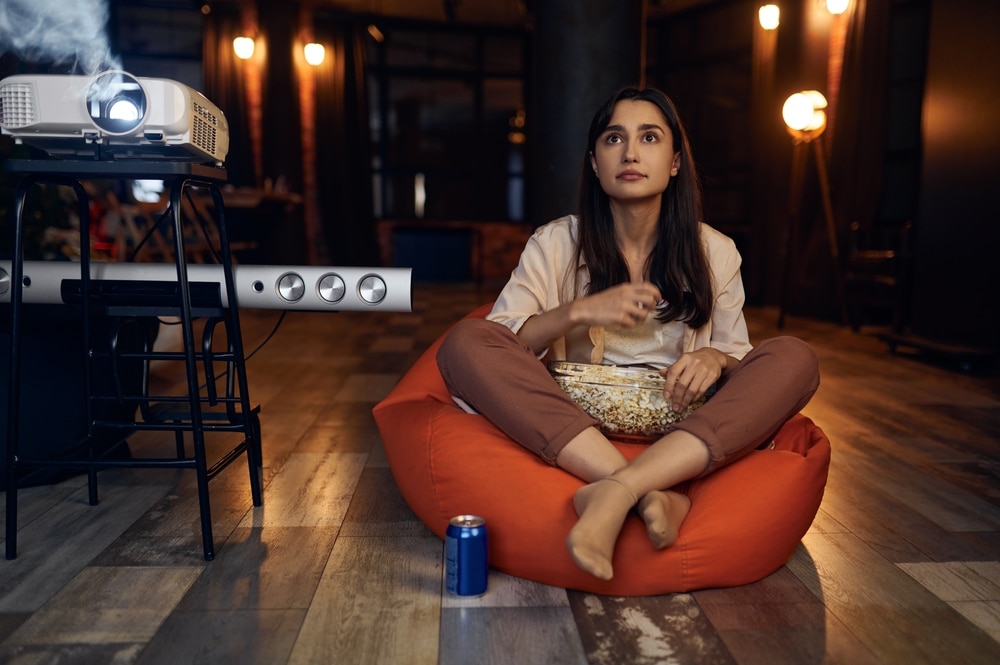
top-left (602, 123), bottom-right (664, 133)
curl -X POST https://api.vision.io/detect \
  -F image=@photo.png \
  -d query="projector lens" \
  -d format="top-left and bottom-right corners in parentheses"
top-left (108, 99), bottom-right (140, 122)
top-left (87, 71), bottom-right (147, 135)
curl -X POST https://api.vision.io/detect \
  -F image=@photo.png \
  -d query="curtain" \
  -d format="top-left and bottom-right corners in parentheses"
top-left (826, 0), bottom-right (891, 231)
top-left (202, 5), bottom-right (256, 188)
top-left (312, 17), bottom-right (378, 266)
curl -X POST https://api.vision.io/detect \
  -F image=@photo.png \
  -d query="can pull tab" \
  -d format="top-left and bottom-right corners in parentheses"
top-left (451, 515), bottom-right (485, 527)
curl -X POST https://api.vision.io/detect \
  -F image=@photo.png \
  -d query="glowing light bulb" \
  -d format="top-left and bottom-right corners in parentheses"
top-left (827, 0), bottom-right (849, 15)
top-left (233, 36), bottom-right (255, 60)
top-left (304, 42), bottom-right (325, 66)
top-left (758, 5), bottom-right (780, 30)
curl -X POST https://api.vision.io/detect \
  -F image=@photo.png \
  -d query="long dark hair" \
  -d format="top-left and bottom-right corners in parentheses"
top-left (575, 86), bottom-right (712, 328)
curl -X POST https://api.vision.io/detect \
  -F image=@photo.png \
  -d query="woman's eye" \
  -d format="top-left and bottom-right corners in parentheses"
top-left (643, 133), bottom-right (658, 143)
top-left (606, 134), bottom-right (622, 144)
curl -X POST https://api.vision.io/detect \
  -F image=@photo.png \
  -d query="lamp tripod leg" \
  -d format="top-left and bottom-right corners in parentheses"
top-left (813, 138), bottom-right (850, 326)
top-left (778, 141), bottom-right (807, 329)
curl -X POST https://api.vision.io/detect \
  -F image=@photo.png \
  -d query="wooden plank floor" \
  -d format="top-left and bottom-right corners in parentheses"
top-left (1, 281), bottom-right (999, 664)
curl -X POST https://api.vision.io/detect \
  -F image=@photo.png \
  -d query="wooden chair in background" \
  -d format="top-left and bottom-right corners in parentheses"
top-left (843, 219), bottom-right (913, 334)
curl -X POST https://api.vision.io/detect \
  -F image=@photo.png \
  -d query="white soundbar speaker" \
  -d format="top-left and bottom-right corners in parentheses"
top-left (0, 262), bottom-right (413, 312)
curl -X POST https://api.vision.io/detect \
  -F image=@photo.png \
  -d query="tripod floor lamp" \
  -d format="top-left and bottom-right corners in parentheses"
top-left (777, 90), bottom-right (849, 329)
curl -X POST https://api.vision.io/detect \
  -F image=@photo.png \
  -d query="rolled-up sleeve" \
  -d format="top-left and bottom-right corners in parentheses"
top-left (487, 236), bottom-right (548, 333)
top-left (487, 216), bottom-right (578, 334)
top-left (693, 224), bottom-right (753, 360)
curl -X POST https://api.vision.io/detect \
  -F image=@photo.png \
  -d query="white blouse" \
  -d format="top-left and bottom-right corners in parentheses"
top-left (487, 215), bottom-right (753, 365)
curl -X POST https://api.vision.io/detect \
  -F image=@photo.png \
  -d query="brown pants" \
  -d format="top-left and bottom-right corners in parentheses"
top-left (437, 318), bottom-right (819, 473)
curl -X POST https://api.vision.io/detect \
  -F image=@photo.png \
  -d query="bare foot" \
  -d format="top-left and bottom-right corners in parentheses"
top-left (566, 477), bottom-right (637, 580)
top-left (637, 490), bottom-right (691, 549)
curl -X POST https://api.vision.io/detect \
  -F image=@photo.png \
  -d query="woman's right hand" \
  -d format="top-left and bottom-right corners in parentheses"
top-left (570, 282), bottom-right (662, 328)
top-left (516, 282), bottom-right (662, 355)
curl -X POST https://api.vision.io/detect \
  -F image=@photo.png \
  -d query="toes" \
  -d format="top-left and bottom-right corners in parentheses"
top-left (566, 536), bottom-right (614, 580)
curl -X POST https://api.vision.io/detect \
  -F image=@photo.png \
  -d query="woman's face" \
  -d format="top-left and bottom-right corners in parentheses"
top-left (590, 99), bottom-right (680, 204)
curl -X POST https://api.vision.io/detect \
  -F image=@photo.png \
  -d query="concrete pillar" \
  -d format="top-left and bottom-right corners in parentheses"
top-left (527, 0), bottom-right (645, 227)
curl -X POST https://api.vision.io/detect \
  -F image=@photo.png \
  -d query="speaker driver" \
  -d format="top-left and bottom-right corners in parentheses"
top-left (318, 273), bottom-right (346, 303)
top-left (277, 273), bottom-right (305, 302)
top-left (358, 274), bottom-right (386, 304)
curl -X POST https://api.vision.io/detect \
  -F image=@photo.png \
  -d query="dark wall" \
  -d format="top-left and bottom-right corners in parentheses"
top-left (910, 0), bottom-right (1000, 347)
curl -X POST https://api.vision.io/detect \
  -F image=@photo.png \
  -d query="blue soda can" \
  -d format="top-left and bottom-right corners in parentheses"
top-left (445, 515), bottom-right (489, 596)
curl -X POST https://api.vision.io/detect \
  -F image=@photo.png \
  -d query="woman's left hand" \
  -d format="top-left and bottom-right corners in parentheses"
top-left (660, 348), bottom-right (730, 412)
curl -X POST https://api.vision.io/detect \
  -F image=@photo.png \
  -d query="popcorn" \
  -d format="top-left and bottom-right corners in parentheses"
top-left (548, 361), bottom-right (705, 440)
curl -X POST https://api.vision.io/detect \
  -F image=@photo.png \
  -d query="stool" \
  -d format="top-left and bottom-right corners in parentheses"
top-left (3, 159), bottom-right (262, 561)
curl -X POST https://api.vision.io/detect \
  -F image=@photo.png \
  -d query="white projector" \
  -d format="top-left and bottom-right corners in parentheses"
top-left (0, 71), bottom-right (229, 165)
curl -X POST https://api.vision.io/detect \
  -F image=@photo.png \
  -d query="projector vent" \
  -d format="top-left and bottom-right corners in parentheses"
top-left (191, 101), bottom-right (217, 157)
top-left (0, 81), bottom-right (37, 129)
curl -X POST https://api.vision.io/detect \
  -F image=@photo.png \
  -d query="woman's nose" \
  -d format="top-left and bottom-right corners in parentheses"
top-left (622, 137), bottom-right (640, 162)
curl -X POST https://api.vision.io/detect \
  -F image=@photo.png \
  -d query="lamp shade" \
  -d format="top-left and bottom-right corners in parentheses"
top-left (782, 91), bottom-right (828, 133)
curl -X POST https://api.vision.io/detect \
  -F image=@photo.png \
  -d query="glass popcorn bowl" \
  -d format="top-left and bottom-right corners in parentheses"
top-left (547, 361), bottom-right (706, 441)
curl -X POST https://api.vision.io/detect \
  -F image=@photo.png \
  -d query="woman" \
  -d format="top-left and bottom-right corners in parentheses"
top-left (436, 86), bottom-right (819, 581)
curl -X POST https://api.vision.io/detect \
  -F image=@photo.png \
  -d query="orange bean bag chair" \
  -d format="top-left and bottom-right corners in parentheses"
top-left (373, 305), bottom-right (831, 595)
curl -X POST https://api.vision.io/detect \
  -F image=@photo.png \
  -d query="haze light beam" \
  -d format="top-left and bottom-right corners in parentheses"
top-left (0, 0), bottom-right (121, 75)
